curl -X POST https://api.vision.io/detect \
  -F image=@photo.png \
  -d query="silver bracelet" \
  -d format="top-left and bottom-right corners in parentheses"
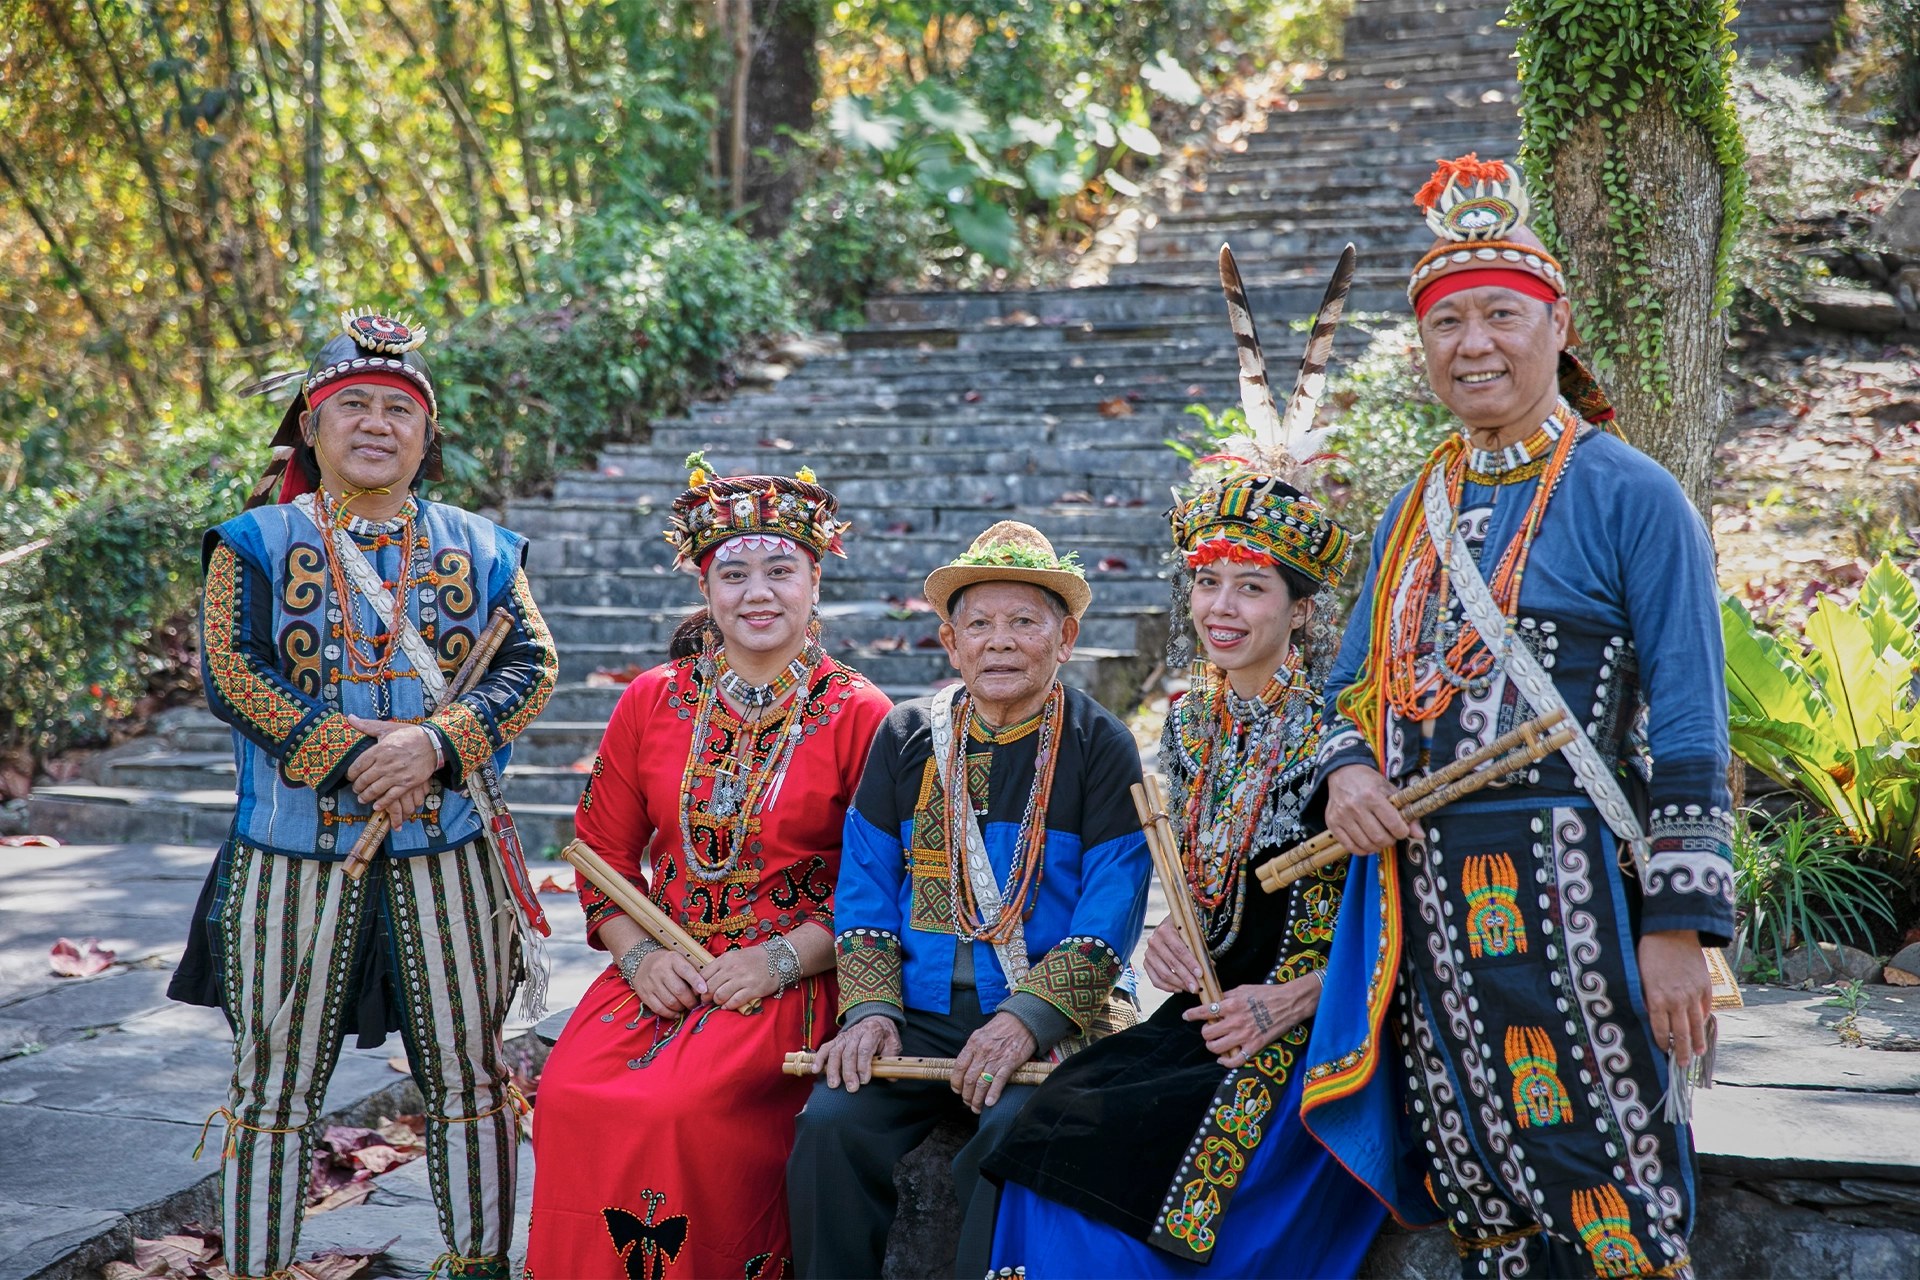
top-left (763, 934), bottom-right (803, 995)
top-left (618, 939), bottom-right (663, 984)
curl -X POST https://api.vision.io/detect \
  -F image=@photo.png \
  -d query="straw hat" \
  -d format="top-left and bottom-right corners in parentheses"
top-left (923, 521), bottom-right (1092, 622)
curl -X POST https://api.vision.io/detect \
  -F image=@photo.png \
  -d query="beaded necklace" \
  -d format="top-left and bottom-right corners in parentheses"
top-left (944, 681), bottom-right (1064, 945)
top-left (677, 641), bottom-right (822, 883)
top-left (1382, 400), bottom-right (1580, 724)
top-left (1178, 652), bottom-right (1308, 954)
top-left (315, 489), bottom-right (421, 715)
top-left (716, 647), bottom-right (812, 710)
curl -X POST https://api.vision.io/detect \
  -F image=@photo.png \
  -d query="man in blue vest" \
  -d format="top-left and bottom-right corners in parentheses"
top-left (169, 311), bottom-right (558, 1279)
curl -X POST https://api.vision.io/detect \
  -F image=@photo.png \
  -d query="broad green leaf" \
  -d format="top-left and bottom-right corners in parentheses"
top-left (1721, 596), bottom-right (1824, 728)
top-left (1007, 115), bottom-right (1063, 149)
top-left (1860, 553), bottom-right (1920, 633)
top-left (912, 85), bottom-right (991, 139)
top-left (947, 198), bottom-right (1017, 266)
top-left (1024, 152), bottom-right (1087, 200)
top-left (1115, 121), bottom-right (1161, 157)
top-left (827, 96), bottom-right (903, 152)
top-left (1102, 167), bottom-right (1142, 198)
top-left (1805, 596), bottom-right (1896, 749)
top-left (1141, 50), bottom-right (1203, 105)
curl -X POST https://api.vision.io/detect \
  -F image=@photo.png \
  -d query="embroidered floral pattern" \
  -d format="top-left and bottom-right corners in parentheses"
top-left (834, 928), bottom-right (904, 1017)
top-left (1572, 1185), bottom-right (1653, 1277)
top-left (1010, 934), bottom-right (1122, 1033)
top-left (282, 712), bottom-right (367, 788)
top-left (1505, 1025), bottom-right (1574, 1128)
top-left (432, 700), bottom-right (495, 780)
top-left (1462, 851), bottom-right (1527, 958)
top-left (204, 543), bottom-right (309, 741)
top-left (905, 752), bottom-right (990, 933)
top-left (494, 571), bottom-right (559, 741)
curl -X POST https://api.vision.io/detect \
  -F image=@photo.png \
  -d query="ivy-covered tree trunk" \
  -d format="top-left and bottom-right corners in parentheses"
top-left (1548, 97), bottom-right (1727, 514)
top-left (1513, 0), bottom-right (1745, 520)
top-left (744, 0), bottom-right (819, 236)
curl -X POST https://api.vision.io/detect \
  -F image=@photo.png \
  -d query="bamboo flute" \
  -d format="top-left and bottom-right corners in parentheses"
top-left (781, 1051), bottom-right (1055, 1087)
top-left (1131, 774), bottom-right (1225, 1010)
top-left (560, 837), bottom-right (762, 1014)
top-left (343, 607), bottom-right (516, 878)
top-left (1256, 714), bottom-right (1577, 894)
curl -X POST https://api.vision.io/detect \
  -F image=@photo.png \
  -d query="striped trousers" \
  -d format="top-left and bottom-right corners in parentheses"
top-left (217, 839), bottom-right (521, 1278)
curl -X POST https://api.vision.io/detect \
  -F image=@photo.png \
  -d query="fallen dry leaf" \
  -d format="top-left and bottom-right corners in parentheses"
top-left (1097, 557), bottom-right (1129, 572)
top-left (50, 937), bottom-right (114, 978)
top-left (585, 665), bottom-right (644, 687)
top-left (1058, 490), bottom-right (1095, 505)
top-left (535, 870), bottom-right (577, 895)
top-left (0, 834), bottom-right (60, 846)
top-left (1097, 396), bottom-right (1134, 417)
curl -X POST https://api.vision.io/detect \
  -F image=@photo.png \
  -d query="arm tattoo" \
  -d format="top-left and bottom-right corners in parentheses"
top-left (1248, 994), bottom-right (1274, 1033)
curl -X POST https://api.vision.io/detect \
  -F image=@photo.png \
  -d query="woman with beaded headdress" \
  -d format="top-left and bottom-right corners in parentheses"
top-left (527, 455), bottom-right (892, 1280)
top-left (979, 449), bottom-right (1387, 1275)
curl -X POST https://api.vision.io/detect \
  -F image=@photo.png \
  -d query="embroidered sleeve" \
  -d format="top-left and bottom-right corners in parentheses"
top-left (1010, 934), bottom-right (1124, 1034)
top-left (835, 928), bottom-right (905, 1019)
top-left (428, 569), bottom-right (559, 785)
top-left (201, 540), bottom-right (367, 790)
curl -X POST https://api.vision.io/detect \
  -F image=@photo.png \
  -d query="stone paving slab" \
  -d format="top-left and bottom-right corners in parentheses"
top-left (1694, 1085), bottom-right (1920, 1181)
top-left (1716, 986), bottom-right (1920, 1093)
top-left (298, 1140), bottom-right (537, 1278)
top-left (0, 842), bottom-right (598, 1280)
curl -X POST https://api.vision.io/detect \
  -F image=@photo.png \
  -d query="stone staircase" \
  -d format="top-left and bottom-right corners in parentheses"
top-left (26, 0), bottom-right (1843, 850)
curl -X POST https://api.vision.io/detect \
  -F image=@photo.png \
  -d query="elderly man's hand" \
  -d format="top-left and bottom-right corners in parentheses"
top-left (951, 1011), bottom-right (1036, 1114)
top-left (1324, 763), bottom-right (1408, 857)
top-left (345, 717), bottom-right (438, 827)
top-left (1639, 930), bottom-right (1713, 1069)
top-left (816, 1014), bottom-right (901, 1092)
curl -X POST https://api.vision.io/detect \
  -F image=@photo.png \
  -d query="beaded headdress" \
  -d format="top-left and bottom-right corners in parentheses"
top-left (1170, 468), bottom-right (1353, 591)
top-left (665, 452), bottom-right (850, 572)
top-left (1407, 154), bottom-right (1567, 316)
top-left (242, 309), bottom-right (442, 509)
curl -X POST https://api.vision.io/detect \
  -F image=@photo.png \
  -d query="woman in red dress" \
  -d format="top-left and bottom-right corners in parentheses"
top-left (527, 463), bottom-right (891, 1280)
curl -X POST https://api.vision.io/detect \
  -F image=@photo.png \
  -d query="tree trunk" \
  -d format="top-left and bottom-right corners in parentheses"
top-left (1545, 94), bottom-right (1727, 519)
top-left (303, 0), bottom-right (325, 264)
top-left (744, 0), bottom-right (817, 236)
top-left (729, 0), bottom-right (752, 213)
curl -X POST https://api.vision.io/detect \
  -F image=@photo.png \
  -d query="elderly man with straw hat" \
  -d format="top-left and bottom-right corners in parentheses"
top-left (787, 521), bottom-right (1152, 1280)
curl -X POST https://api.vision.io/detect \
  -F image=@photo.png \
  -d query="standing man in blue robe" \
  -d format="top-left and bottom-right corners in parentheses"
top-left (1302, 157), bottom-right (1733, 1279)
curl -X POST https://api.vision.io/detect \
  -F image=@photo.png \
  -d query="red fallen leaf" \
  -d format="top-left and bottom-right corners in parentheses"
top-left (913, 635), bottom-right (944, 649)
top-left (1097, 557), bottom-right (1129, 572)
top-left (904, 595), bottom-right (934, 613)
top-left (884, 521), bottom-right (914, 534)
top-left (306, 1171), bottom-right (377, 1215)
top-left (1097, 396), bottom-right (1134, 417)
top-left (1059, 490), bottom-right (1095, 504)
top-left (601, 465), bottom-right (625, 477)
top-left (50, 937), bottom-right (114, 978)
top-left (1124, 390), bottom-right (1145, 402)
top-left (351, 1143), bottom-right (411, 1175)
top-left (964, 390), bottom-right (982, 402)
top-left (0, 834), bottom-right (59, 846)
top-left (871, 635), bottom-right (908, 653)
top-left (1125, 498), bottom-right (1147, 507)
top-left (586, 665), bottom-right (645, 687)
top-left (568, 755), bottom-right (596, 773)
top-left (1185, 384), bottom-right (1205, 398)
top-left (535, 871), bottom-right (577, 894)
top-left (1102, 494), bottom-right (1120, 507)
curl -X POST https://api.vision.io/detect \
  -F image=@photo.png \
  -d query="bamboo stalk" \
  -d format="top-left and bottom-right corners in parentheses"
top-left (782, 1051), bottom-right (1055, 1087)
top-left (341, 608), bottom-right (515, 878)
top-left (1131, 775), bottom-right (1224, 1009)
top-left (1256, 718), bottom-right (1577, 895)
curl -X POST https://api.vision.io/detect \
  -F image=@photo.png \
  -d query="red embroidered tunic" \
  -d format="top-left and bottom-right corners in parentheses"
top-left (527, 654), bottom-right (889, 1280)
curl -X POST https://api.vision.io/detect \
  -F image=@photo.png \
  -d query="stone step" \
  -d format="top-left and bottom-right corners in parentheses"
top-left (525, 565), bottom-right (1172, 610)
top-left (507, 500), bottom-right (1176, 544)
top-left (538, 603), bottom-right (1156, 652)
top-left (527, 533), bottom-right (1165, 579)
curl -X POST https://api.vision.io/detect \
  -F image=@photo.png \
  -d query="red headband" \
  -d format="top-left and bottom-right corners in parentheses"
top-left (306, 371), bottom-right (433, 417)
top-left (1414, 268), bottom-right (1560, 319)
